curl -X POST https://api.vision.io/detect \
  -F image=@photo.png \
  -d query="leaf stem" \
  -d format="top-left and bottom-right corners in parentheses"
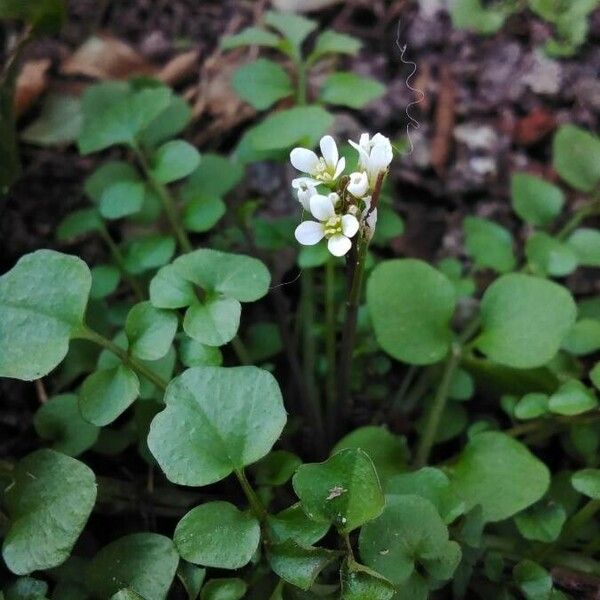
top-left (133, 146), bottom-right (193, 254)
top-left (231, 334), bottom-right (252, 365)
top-left (556, 192), bottom-right (600, 241)
top-left (235, 469), bottom-right (268, 523)
top-left (414, 343), bottom-right (462, 468)
top-left (325, 258), bottom-right (337, 437)
top-left (76, 326), bottom-right (168, 391)
top-left (295, 60), bottom-right (308, 105)
top-left (97, 222), bottom-right (145, 301)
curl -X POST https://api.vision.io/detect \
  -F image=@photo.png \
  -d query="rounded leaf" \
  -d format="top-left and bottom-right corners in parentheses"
top-left (150, 140), bottom-right (201, 184)
top-left (292, 448), bottom-right (384, 533)
top-left (125, 301), bottom-right (178, 361)
top-left (200, 579), bottom-right (247, 600)
top-left (183, 296), bottom-right (241, 347)
top-left (477, 274), bottom-right (576, 369)
top-left (448, 432), bottom-right (550, 522)
top-left (148, 366), bottom-right (286, 486)
top-left (553, 125), bottom-right (600, 192)
top-left (367, 259), bottom-right (456, 365)
top-left (174, 501), bottom-right (260, 569)
top-left (2, 449), bottom-right (97, 575)
top-left (464, 216), bottom-right (516, 274)
top-left (511, 173), bottom-right (564, 227)
top-left (548, 379), bottom-right (597, 416)
top-left (0, 250), bottom-right (91, 380)
top-left (572, 469), bottom-right (600, 499)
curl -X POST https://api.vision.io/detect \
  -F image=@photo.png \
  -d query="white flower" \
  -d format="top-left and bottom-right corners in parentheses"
top-left (347, 171), bottom-right (369, 198)
top-left (290, 135), bottom-right (346, 184)
top-left (292, 178), bottom-right (317, 210)
top-left (294, 193), bottom-right (359, 257)
top-left (349, 133), bottom-right (393, 186)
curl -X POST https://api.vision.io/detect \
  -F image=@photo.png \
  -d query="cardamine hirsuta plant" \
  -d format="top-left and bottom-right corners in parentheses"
top-left (2, 8), bottom-right (600, 600)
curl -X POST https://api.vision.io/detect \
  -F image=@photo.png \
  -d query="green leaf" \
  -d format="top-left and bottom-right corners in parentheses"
top-left (298, 243), bottom-right (330, 269)
top-left (150, 140), bottom-right (201, 184)
top-left (514, 393), bottom-right (549, 420)
top-left (553, 125), bottom-right (600, 192)
top-left (0, 0), bottom-right (65, 32)
top-left (246, 321), bottom-right (283, 362)
top-left (2, 449), bottom-right (97, 575)
top-left (177, 562), bottom-right (206, 600)
top-left (310, 30), bottom-right (361, 62)
top-left (340, 559), bottom-right (395, 600)
top-left (448, 432), bottom-right (550, 522)
top-left (449, 368), bottom-right (475, 401)
top-left (110, 590), bottom-right (145, 600)
top-left (319, 73), bottom-right (385, 109)
top-left (386, 467), bottom-right (465, 525)
top-left (359, 495), bottom-right (461, 587)
top-left (86, 533), bottom-right (179, 600)
top-left (56, 208), bottom-right (103, 241)
top-left (148, 366), bottom-right (286, 486)
top-left (572, 469), bottom-right (600, 499)
top-left (332, 426), bottom-right (408, 485)
top-left (567, 228), bottom-right (600, 267)
top-left (3, 577), bottom-right (48, 600)
top-left (513, 560), bottom-right (552, 600)
top-left (232, 59), bottom-right (294, 110)
top-left (179, 338), bottom-right (223, 368)
top-left (78, 83), bottom-right (172, 154)
top-left (235, 106), bottom-right (334, 164)
top-left (90, 265), bottom-right (120, 299)
top-left (511, 173), bottom-right (564, 227)
top-left (514, 501), bottom-right (566, 543)
top-left (123, 235), bottom-right (176, 275)
top-left (548, 379), bottom-right (597, 416)
top-left (292, 448), bottom-right (384, 533)
top-left (264, 11), bottom-right (317, 58)
top-left (183, 296), bottom-right (241, 346)
top-left (99, 180), bottom-right (146, 220)
top-left (476, 274), bottom-right (576, 369)
top-left (200, 579), bottom-right (247, 600)
top-left (79, 365), bottom-right (140, 426)
top-left (174, 501), bottom-right (260, 569)
top-left (367, 259), bottom-right (456, 365)
top-left (33, 393), bottom-right (99, 456)
top-left (180, 154), bottom-right (244, 200)
top-left (125, 301), bottom-right (178, 360)
top-left (464, 216), bottom-right (516, 273)
top-left (267, 541), bottom-right (338, 591)
top-left (84, 160), bottom-right (138, 202)
top-left (591, 362), bottom-right (600, 390)
top-left (450, 0), bottom-right (511, 34)
top-left (221, 26), bottom-right (281, 50)
top-left (254, 450), bottom-right (302, 486)
top-left (266, 504), bottom-right (330, 546)
top-left (0, 250), bottom-right (91, 380)
top-left (183, 196), bottom-right (226, 233)
top-left (21, 94), bottom-right (82, 146)
top-left (525, 232), bottom-right (578, 277)
top-left (139, 94), bottom-right (192, 148)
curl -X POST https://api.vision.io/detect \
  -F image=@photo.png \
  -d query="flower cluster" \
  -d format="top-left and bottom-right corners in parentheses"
top-left (290, 133), bottom-right (393, 256)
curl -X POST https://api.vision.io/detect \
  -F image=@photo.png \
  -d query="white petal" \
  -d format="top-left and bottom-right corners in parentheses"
top-left (310, 194), bottom-right (335, 221)
top-left (292, 176), bottom-right (320, 189)
top-left (328, 234), bottom-right (352, 256)
top-left (371, 141), bottom-right (393, 171)
top-left (349, 139), bottom-right (369, 168)
top-left (341, 214), bottom-right (359, 238)
top-left (290, 148), bottom-right (320, 174)
top-left (359, 133), bottom-right (370, 148)
top-left (320, 135), bottom-right (338, 169)
top-left (295, 221), bottom-right (325, 246)
top-left (297, 185), bottom-right (316, 211)
top-left (333, 156), bottom-right (346, 180)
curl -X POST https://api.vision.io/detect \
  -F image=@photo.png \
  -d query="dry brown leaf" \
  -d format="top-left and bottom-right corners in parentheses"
top-left (14, 59), bottom-right (51, 118)
top-left (61, 34), bottom-right (154, 80)
top-left (430, 64), bottom-right (456, 176)
top-left (158, 50), bottom-right (199, 86)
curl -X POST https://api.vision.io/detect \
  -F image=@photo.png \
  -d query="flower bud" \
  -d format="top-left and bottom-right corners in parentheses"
top-left (347, 171), bottom-right (369, 198)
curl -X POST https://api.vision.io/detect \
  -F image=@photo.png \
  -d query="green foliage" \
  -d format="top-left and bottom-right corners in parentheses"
top-left (553, 125), bottom-right (600, 192)
top-left (232, 59), bottom-right (294, 110)
top-left (148, 366), bottom-right (286, 485)
top-left (2, 450), bottom-right (97, 575)
top-left (367, 259), bottom-right (456, 365)
top-left (318, 72), bottom-right (385, 109)
top-left (511, 173), bottom-right (564, 227)
top-left (464, 217), bottom-right (516, 273)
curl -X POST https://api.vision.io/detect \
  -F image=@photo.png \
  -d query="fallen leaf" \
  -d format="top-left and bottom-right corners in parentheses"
top-left (21, 94), bottom-right (82, 146)
top-left (158, 50), bottom-right (199, 86)
top-left (430, 64), bottom-right (456, 176)
top-left (512, 107), bottom-right (556, 146)
top-left (61, 34), bottom-right (154, 80)
top-left (14, 59), bottom-right (51, 118)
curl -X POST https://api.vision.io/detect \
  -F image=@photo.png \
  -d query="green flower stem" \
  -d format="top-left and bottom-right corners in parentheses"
top-left (414, 343), bottom-right (462, 468)
top-left (133, 147), bottom-right (193, 254)
top-left (235, 469), bottom-right (268, 523)
top-left (336, 234), bottom-right (369, 430)
top-left (97, 222), bottom-right (145, 301)
top-left (77, 326), bottom-right (168, 391)
top-left (231, 334), bottom-right (252, 365)
top-left (325, 258), bottom-right (337, 437)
